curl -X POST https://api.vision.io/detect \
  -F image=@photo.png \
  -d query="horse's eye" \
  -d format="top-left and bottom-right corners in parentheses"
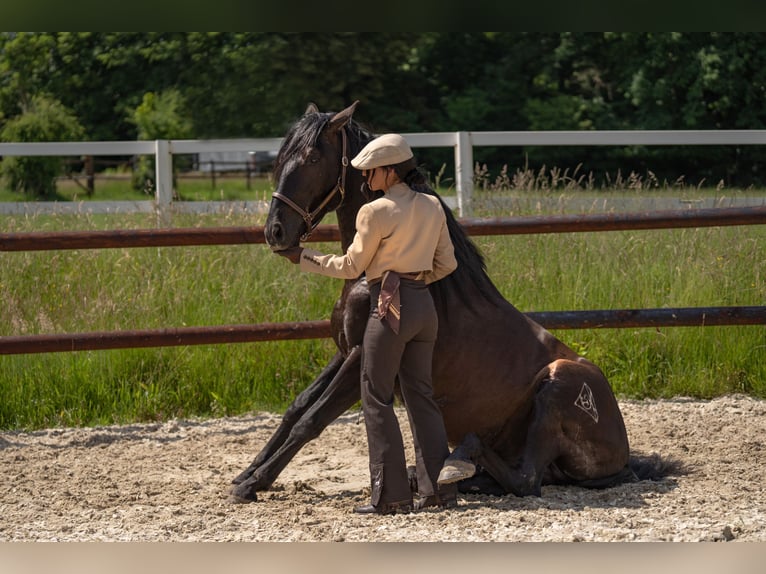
top-left (306, 150), bottom-right (320, 165)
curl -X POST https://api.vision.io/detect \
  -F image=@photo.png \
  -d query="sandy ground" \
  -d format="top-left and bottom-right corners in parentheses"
top-left (1, 394), bottom-right (764, 542)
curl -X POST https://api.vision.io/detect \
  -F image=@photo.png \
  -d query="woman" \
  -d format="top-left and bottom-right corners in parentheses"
top-left (277, 133), bottom-right (458, 515)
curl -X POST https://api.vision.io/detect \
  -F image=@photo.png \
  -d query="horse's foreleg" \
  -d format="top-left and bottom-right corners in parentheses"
top-left (232, 351), bottom-right (345, 485)
top-left (230, 346), bottom-right (362, 503)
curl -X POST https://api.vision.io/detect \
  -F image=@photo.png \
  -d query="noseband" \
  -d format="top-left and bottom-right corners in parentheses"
top-left (272, 127), bottom-right (349, 241)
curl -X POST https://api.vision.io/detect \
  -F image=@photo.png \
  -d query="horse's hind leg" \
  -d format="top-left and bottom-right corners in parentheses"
top-left (490, 358), bottom-right (631, 495)
top-left (230, 346), bottom-right (363, 502)
top-left (232, 351), bottom-right (345, 485)
top-left (441, 359), bottom-right (631, 497)
top-left (456, 469), bottom-right (506, 497)
top-left (545, 359), bottom-right (631, 483)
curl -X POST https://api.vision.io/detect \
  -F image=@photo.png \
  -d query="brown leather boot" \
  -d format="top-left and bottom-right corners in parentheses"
top-left (413, 486), bottom-right (458, 511)
top-left (353, 499), bottom-right (413, 515)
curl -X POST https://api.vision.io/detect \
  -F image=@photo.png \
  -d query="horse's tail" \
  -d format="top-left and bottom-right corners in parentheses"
top-left (571, 452), bottom-right (686, 490)
top-left (628, 451), bottom-right (688, 481)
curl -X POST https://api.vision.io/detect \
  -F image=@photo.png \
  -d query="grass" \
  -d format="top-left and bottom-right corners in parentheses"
top-left (0, 173), bottom-right (276, 203)
top-left (1, 173), bottom-right (764, 430)
top-left (479, 228), bottom-right (764, 398)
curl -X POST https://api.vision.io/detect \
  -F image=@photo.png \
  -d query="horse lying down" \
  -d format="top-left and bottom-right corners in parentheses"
top-left (230, 101), bottom-right (680, 503)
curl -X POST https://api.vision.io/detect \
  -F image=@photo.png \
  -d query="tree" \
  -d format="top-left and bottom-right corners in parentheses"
top-left (178, 32), bottom-right (420, 138)
top-left (128, 89), bottom-right (193, 191)
top-left (617, 32), bottom-right (766, 185)
top-left (0, 94), bottom-right (84, 197)
top-left (3, 33), bottom-right (766, 187)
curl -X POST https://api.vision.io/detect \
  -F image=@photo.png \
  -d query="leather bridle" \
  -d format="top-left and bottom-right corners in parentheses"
top-left (271, 127), bottom-right (349, 241)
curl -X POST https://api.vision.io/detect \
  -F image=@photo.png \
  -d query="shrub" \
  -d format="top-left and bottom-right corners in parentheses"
top-left (0, 94), bottom-right (85, 197)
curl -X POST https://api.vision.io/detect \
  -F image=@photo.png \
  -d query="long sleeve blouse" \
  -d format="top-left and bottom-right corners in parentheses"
top-left (299, 183), bottom-right (457, 284)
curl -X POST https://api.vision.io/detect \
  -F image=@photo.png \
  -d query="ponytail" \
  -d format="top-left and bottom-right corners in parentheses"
top-left (391, 157), bottom-right (430, 190)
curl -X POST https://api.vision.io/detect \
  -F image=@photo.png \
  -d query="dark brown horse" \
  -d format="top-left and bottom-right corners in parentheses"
top-left (230, 101), bottom-right (671, 502)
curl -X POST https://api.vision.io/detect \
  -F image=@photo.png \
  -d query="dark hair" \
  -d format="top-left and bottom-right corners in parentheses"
top-left (391, 157), bottom-right (427, 187)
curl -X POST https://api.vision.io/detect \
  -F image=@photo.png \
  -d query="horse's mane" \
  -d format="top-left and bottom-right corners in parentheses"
top-left (412, 185), bottom-right (504, 313)
top-left (274, 111), bottom-right (374, 183)
top-left (274, 113), bottom-right (326, 183)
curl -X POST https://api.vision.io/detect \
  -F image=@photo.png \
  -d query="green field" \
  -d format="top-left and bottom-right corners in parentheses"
top-left (0, 173), bottom-right (277, 203)
top-left (1, 180), bottom-right (764, 430)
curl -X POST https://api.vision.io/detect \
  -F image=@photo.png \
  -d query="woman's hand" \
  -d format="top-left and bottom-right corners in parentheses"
top-left (275, 247), bottom-right (303, 264)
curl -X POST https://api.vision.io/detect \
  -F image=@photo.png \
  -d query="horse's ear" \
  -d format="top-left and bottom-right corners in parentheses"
top-left (305, 103), bottom-right (320, 115)
top-left (328, 100), bottom-right (360, 131)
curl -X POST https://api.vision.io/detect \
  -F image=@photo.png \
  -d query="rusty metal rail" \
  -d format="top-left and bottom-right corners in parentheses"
top-left (526, 306), bottom-right (766, 330)
top-left (0, 321), bottom-right (333, 355)
top-left (1, 206), bottom-right (764, 355)
top-left (1, 307), bottom-right (763, 355)
top-left (1, 206), bottom-right (764, 251)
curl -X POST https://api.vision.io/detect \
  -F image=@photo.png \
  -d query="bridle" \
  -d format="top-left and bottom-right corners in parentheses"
top-left (271, 127), bottom-right (349, 241)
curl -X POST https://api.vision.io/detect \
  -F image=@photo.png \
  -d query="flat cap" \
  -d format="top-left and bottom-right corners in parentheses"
top-left (350, 133), bottom-right (413, 169)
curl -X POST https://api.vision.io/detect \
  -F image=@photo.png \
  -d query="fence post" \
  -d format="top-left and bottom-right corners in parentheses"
top-left (85, 155), bottom-right (95, 196)
top-left (155, 139), bottom-right (173, 216)
top-left (455, 131), bottom-right (473, 217)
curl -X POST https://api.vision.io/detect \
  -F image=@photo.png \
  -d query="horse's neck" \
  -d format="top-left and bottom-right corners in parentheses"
top-left (337, 175), bottom-right (367, 252)
top-left (338, 209), bottom-right (359, 252)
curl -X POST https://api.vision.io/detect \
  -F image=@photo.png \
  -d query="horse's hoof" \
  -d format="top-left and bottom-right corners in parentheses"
top-left (228, 483), bottom-right (258, 504)
top-left (228, 493), bottom-right (257, 504)
top-left (437, 459), bottom-right (476, 485)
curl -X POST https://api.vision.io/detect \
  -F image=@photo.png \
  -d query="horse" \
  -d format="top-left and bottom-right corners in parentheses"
top-left (230, 101), bottom-right (672, 503)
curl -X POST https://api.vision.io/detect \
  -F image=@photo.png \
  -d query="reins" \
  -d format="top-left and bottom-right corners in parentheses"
top-left (272, 127), bottom-right (349, 241)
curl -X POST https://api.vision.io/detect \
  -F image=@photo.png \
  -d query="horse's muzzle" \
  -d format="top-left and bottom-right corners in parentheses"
top-left (264, 218), bottom-right (301, 252)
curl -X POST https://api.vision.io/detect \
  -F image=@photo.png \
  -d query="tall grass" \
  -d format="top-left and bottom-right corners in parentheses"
top-left (1, 178), bottom-right (764, 430)
top-left (478, 228), bottom-right (764, 398)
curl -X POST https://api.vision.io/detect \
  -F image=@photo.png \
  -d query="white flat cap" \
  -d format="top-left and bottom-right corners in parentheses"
top-left (350, 133), bottom-right (413, 169)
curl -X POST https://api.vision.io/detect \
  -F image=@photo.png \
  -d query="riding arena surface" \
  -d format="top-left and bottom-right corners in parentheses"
top-left (1, 394), bottom-right (764, 542)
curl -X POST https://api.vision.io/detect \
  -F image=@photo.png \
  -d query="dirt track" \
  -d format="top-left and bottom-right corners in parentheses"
top-left (1, 394), bottom-right (764, 542)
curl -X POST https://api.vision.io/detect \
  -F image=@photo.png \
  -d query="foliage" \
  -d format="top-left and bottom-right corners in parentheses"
top-left (128, 89), bottom-right (194, 190)
top-left (3, 33), bottom-right (766, 186)
top-left (0, 94), bottom-right (84, 197)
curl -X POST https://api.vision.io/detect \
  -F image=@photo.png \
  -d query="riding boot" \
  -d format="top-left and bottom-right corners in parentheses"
top-left (353, 499), bottom-right (412, 515)
top-left (408, 465), bottom-right (458, 510)
top-left (413, 482), bottom-right (458, 510)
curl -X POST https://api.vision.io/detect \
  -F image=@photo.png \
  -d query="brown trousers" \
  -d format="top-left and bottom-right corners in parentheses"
top-left (362, 279), bottom-right (453, 506)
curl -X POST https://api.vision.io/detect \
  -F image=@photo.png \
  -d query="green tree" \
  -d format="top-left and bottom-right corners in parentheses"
top-left (4, 33), bottom-right (766, 186)
top-left (0, 32), bottom-right (56, 119)
top-left (128, 89), bottom-right (193, 191)
top-left (618, 32), bottom-right (766, 185)
top-left (177, 32), bottom-right (420, 138)
top-left (130, 89), bottom-right (193, 141)
top-left (0, 94), bottom-right (84, 197)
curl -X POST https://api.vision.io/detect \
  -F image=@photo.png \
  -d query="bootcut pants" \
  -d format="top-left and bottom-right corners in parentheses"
top-left (362, 279), bottom-right (453, 507)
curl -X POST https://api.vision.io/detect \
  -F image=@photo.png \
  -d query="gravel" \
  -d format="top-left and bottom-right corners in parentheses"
top-left (1, 394), bottom-right (764, 542)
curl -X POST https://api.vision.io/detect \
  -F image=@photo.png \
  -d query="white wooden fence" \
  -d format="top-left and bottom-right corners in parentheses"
top-left (2, 130), bottom-right (766, 218)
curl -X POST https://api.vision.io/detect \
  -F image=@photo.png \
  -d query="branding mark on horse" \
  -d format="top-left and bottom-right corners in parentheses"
top-left (575, 383), bottom-right (599, 423)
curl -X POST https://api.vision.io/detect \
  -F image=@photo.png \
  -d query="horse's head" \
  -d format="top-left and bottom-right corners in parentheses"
top-left (265, 100), bottom-right (364, 251)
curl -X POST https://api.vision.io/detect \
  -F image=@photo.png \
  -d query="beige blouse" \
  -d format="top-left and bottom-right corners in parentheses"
top-left (299, 183), bottom-right (457, 284)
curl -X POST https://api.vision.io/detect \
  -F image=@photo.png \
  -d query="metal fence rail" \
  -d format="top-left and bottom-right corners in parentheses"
top-left (1, 205), bottom-right (764, 355)
top-left (2, 206), bottom-right (764, 251)
top-left (1, 307), bottom-right (763, 356)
